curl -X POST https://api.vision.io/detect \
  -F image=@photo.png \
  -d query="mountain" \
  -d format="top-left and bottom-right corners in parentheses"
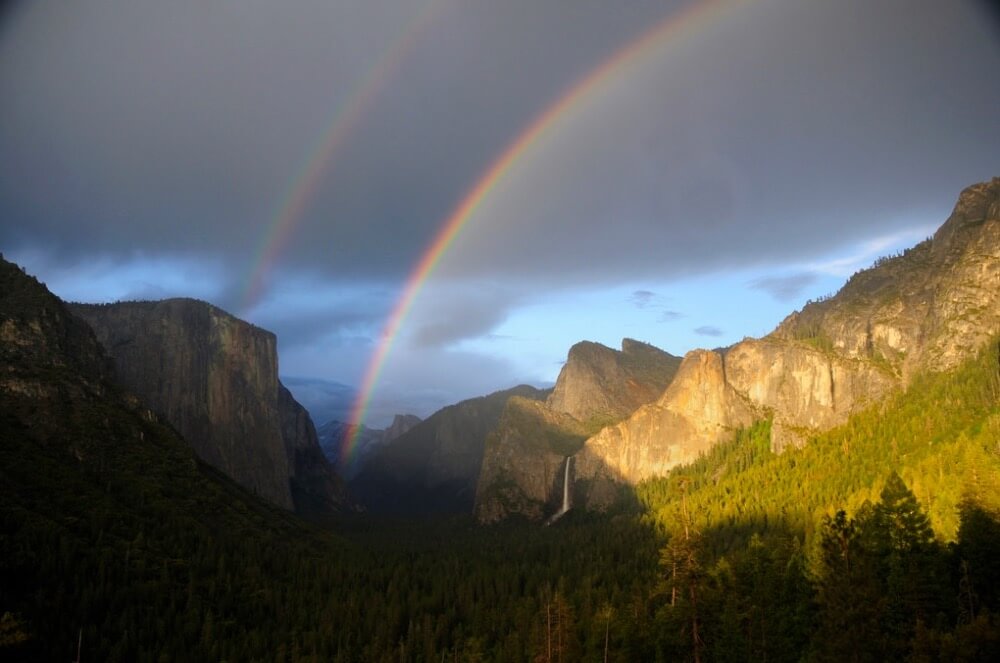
top-left (475, 339), bottom-right (682, 522)
top-left (770, 177), bottom-right (1000, 378)
top-left (317, 413), bottom-right (421, 479)
top-left (350, 385), bottom-right (548, 514)
top-left (0, 256), bottom-right (338, 659)
top-left (474, 396), bottom-right (590, 523)
top-left (70, 299), bottom-right (345, 513)
top-left (477, 178), bottom-right (1000, 521)
top-left (574, 178), bottom-right (1000, 506)
top-left (546, 338), bottom-right (682, 425)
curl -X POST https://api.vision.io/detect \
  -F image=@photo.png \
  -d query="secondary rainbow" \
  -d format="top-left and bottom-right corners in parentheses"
top-left (341, 0), bottom-right (744, 465)
top-left (242, 0), bottom-right (446, 310)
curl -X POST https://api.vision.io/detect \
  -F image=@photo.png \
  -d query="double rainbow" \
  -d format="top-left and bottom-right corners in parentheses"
top-left (242, 0), bottom-right (446, 310)
top-left (341, 0), bottom-right (743, 465)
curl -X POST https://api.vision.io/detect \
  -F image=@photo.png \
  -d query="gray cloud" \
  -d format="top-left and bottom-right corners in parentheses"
top-left (694, 326), bottom-right (723, 337)
top-left (749, 273), bottom-right (819, 301)
top-left (630, 290), bottom-right (681, 321)
top-left (1, 0), bottom-right (997, 415)
top-left (2, 0), bottom-right (997, 293)
top-left (630, 290), bottom-right (656, 308)
top-left (408, 283), bottom-right (523, 348)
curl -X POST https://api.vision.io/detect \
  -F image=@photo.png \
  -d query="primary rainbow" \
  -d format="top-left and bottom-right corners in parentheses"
top-left (242, 0), bottom-right (446, 310)
top-left (341, 0), bottom-right (745, 466)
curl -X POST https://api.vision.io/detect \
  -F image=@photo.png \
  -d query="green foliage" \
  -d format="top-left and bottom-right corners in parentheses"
top-left (502, 397), bottom-right (589, 456)
top-left (640, 339), bottom-right (1000, 551)
top-left (4, 252), bottom-right (999, 661)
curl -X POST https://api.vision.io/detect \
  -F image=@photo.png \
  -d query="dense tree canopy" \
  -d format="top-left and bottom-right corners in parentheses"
top-left (2, 341), bottom-right (998, 661)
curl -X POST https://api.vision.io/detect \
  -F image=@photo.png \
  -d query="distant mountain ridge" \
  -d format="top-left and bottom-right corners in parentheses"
top-left (317, 413), bottom-right (421, 479)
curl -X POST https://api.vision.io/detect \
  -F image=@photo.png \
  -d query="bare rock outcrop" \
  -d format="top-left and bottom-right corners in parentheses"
top-left (574, 179), bottom-right (999, 505)
top-left (575, 350), bottom-right (755, 507)
top-left (546, 338), bottom-right (681, 423)
top-left (72, 299), bottom-right (343, 511)
top-left (473, 339), bottom-right (681, 521)
top-left (773, 178), bottom-right (1000, 380)
top-left (474, 397), bottom-right (589, 524)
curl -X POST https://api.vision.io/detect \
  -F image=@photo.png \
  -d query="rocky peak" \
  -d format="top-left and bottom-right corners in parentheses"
top-left (384, 413), bottom-right (422, 443)
top-left (479, 179), bottom-right (999, 521)
top-left (933, 177), bottom-right (1000, 251)
top-left (71, 299), bottom-right (344, 512)
top-left (772, 177), bottom-right (999, 380)
top-left (546, 338), bottom-right (681, 424)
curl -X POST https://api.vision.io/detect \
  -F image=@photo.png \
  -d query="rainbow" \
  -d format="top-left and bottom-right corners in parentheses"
top-left (341, 0), bottom-right (745, 466)
top-left (242, 0), bottom-right (445, 310)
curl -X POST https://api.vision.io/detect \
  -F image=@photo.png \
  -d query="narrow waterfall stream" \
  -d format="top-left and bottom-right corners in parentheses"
top-left (546, 456), bottom-right (572, 525)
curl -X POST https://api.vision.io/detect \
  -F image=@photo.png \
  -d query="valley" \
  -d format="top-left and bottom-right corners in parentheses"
top-left (1, 179), bottom-right (999, 660)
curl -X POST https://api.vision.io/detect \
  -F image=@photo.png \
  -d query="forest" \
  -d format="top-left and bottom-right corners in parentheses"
top-left (2, 339), bottom-right (999, 661)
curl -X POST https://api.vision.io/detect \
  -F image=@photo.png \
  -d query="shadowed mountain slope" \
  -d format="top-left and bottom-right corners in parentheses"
top-left (71, 299), bottom-right (345, 513)
top-left (350, 385), bottom-right (548, 514)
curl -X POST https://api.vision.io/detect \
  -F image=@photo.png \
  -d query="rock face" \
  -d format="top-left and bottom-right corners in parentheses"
top-left (475, 179), bottom-right (1000, 522)
top-left (350, 385), bottom-right (547, 514)
top-left (575, 350), bottom-right (755, 501)
top-left (772, 178), bottom-right (1000, 380)
top-left (570, 179), bottom-right (1000, 509)
top-left (71, 299), bottom-right (342, 512)
top-left (278, 384), bottom-right (346, 514)
top-left (546, 338), bottom-right (681, 423)
top-left (474, 339), bottom-right (681, 522)
top-left (384, 413), bottom-right (422, 443)
top-left (474, 397), bottom-right (589, 524)
top-left (724, 339), bottom-right (897, 451)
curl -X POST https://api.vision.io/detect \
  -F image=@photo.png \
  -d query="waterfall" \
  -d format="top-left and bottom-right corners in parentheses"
top-left (546, 456), bottom-right (572, 525)
top-left (561, 455), bottom-right (571, 512)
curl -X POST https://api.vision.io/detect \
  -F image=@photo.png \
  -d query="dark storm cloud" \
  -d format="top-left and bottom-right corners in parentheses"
top-left (259, 305), bottom-right (388, 350)
top-left (694, 326), bottom-right (723, 337)
top-left (409, 283), bottom-right (523, 348)
top-left (749, 273), bottom-right (819, 302)
top-left (0, 0), bottom-right (685, 282)
top-left (1, 0), bottom-right (998, 411)
top-left (3, 0), bottom-right (996, 291)
top-left (431, 0), bottom-right (1000, 286)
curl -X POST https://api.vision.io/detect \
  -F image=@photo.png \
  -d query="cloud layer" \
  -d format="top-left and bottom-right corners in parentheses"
top-left (2, 0), bottom-right (998, 421)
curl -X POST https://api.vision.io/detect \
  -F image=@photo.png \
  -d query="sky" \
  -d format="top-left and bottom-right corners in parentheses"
top-left (1, 0), bottom-right (998, 427)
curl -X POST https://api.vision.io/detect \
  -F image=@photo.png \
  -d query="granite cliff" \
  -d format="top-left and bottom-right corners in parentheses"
top-left (572, 178), bottom-right (1000, 510)
top-left (474, 397), bottom-right (589, 524)
top-left (477, 178), bottom-right (1000, 521)
top-left (474, 339), bottom-right (681, 521)
top-left (71, 299), bottom-right (344, 512)
top-left (546, 338), bottom-right (682, 424)
top-left (772, 178), bottom-right (1000, 379)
